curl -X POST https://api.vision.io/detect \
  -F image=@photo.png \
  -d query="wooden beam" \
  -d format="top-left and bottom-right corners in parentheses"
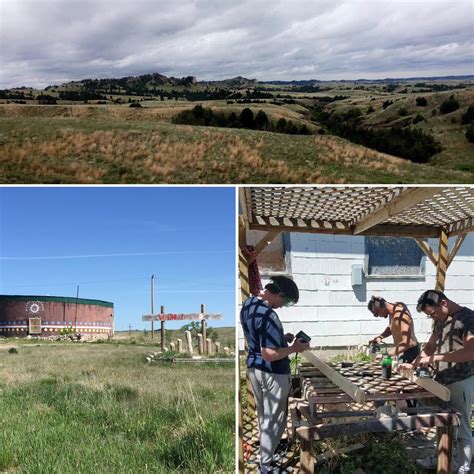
top-left (254, 230), bottom-right (280, 257)
top-left (397, 367), bottom-right (450, 401)
top-left (436, 228), bottom-right (449, 293)
top-left (296, 411), bottom-right (459, 442)
top-left (302, 351), bottom-right (366, 403)
top-left (238, 247), bottom-right (250, 302)
top-left (249, 221), bottom-right (440, 238)
top-left (447, 233), bottom-right (466, 268)
top-left (238, 215), bottom-right (247, 249)
top-left (436, 425), bottom-right (454, 474)
top-left (414, 238), bottom-right (438, 267)
top-left (353, 187), bottom-right (440, 234)
top-left (299, 439), bottom-right (315, 474)
top-left (447, 221), bottom-right (474, 237)
top-left (239, 187), bottom-right (252, 224)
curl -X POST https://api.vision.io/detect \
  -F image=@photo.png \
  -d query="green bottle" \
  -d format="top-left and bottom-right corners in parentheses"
top-left (381, 353), bottom-right (393, 379)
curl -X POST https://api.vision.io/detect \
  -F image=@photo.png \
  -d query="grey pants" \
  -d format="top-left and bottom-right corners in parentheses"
top-left (248, 368), bottom-right (291, 473)
top-left (448, 375), bottom-right (474, 473)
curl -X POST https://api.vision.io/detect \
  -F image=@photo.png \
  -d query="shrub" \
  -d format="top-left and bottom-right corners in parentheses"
top-left (466, 124), bottom-right (474, 143)
top-left (129, 102), bottom-right (142, 108)
top-left (8, 347), bottom-right (18, 354)
top-left (254, 110), bottom-right (269, 131)
top-left (37, 94), bottom-right (57, 105)
top-left (461, 105), bottom-right (474, 125)
top-left (412, 114), bottom-right (425, 125)
top-left (439, 95), bottom-right (459, 114)
top-left (398, 107), bottom-right (408, 117)
top-left (367, 106), bottom-right (375, 113)
top-left (239, 108), bottom-right (255, 129)
top-left (382, 100), bottom-right (393, 109)
top-left (416, 97), bottom-right (427, 106)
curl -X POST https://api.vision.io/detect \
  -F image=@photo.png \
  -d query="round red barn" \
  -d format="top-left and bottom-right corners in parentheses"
top-left (0, 295), bottom-right (114, 339)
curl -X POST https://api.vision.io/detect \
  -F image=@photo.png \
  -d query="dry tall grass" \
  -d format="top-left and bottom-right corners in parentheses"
top-left (0, 128), bottom-right (330, 183)
top-left (314, 136), bottom-right (406, 175)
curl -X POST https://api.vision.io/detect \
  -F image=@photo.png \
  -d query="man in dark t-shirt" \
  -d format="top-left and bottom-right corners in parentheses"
top-left (240, 275), bottom-right (309, 473)
top-left (401, 290), bottom-right (474, 473)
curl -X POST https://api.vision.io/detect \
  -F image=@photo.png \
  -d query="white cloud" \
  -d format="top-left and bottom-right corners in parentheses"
top-left (0, 0), bottom-right (472, 88)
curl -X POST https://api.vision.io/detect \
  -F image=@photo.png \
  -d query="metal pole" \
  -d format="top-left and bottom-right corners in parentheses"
top-left (151, 274), bottom-right (155, 339)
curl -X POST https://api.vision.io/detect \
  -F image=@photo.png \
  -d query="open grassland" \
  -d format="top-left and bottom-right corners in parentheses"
top-left (0, 340), bottom-right (234, 473)
top-left (0, 105), bottom-right (471, 184)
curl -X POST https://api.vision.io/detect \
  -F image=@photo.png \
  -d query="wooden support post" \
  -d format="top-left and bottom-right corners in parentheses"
top-left (414, 238), bottom-right (438, 267)
top-left (201, 303), bottom-right (207, 354)
top-left (300, 439), bottom-right (315, 474)
top-left (436, 228), bottom-right (449, 292)
top-left (238, 216), bottom-right (251, 474)
top-left (177, 338), bottom-right (183, 353)
top-left (185, 330), bottom-right (193, 355)
top-left (436, 425), bottom-right (453, 474)
top-left (447, 233), bottom-right (466, 268)
top-left (197, 334), bottom-right (203, 354)
top-left (160, 305), bottom-right (165, 350)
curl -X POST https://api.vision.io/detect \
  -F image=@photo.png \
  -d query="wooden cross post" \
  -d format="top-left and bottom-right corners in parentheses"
top-left (142, 308), bottom-right (222, 355)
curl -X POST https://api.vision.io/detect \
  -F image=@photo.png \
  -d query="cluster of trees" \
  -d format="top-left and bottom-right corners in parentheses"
top-left (416, 97), bottom-right (428, 106)
top-left (414, 83), bottom-right (467, 92)
top-left (36, 94), bottom-right (57, 105)
top-left (439, 95), bottom-right (460, 114)
top-left (172, 105), bottom-right (311, 135)
top-left (0, 90), bottom-right (34, 100)
top-left (316, 95), bottom-right (350, 104)
top-left (59, 90), bottom-right (106, 101)
top-left (314, 108), bottom-right (442, 163)
top-left (461, 105), bottom-right (474, 143)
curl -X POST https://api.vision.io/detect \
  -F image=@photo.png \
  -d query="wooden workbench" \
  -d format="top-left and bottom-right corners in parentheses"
top-left (294, 357), bottom-right (459, 474)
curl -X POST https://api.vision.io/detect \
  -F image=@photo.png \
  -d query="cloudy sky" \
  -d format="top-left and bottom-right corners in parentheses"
top-left (1, 0), bottom-right (473, 88)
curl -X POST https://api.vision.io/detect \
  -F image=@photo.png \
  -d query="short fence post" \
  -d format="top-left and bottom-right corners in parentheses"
top-left (185, 330), bottom-right (193, 355)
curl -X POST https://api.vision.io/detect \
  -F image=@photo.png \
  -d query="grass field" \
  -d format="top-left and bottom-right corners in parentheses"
top-left (0, 339), bottom-right (235, 473)
top-left (1, 104), bottom-right (472, 184)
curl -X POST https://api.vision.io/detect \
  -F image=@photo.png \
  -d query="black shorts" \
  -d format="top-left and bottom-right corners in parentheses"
top-left (398, 344), bottom-right (421, 363)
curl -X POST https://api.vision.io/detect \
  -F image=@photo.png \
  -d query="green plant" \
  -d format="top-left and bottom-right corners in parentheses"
top-left (439, 95), bottom-right (459, 114)
top-left (466, 124), bottom-right (474, 143)
top-left (8, 347), bottom-right (18, 354)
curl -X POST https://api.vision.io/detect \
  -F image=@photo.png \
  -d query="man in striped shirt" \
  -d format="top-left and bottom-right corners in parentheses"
top-left (241, 275), bottom-right (309, 473)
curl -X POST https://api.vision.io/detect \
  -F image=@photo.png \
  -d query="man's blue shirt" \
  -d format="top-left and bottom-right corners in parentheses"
top-left (240, 296), bottom-right (290, 375)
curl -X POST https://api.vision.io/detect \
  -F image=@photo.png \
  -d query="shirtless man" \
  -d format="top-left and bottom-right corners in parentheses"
top-left (367, 296), bottom-right (420, 363)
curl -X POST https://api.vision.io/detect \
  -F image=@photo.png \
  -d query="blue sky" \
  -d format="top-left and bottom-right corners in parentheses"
top-left (0, 186), bottom-right (236, 331)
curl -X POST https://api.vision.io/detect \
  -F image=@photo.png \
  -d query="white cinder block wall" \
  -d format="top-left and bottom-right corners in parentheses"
top-left (239, 232), bottom-right (474, 349)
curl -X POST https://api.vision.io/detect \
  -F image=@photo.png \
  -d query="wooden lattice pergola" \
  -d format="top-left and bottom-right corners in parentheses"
top-left (238, 186), bottom-right (474, 473)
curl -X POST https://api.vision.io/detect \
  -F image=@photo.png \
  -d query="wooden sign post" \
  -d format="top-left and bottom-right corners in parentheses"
top-left (142, 304), bottom-right (222, 354)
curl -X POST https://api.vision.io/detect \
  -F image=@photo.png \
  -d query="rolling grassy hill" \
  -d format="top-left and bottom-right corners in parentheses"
top-left (1, 73), bottom-right (472, 183)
